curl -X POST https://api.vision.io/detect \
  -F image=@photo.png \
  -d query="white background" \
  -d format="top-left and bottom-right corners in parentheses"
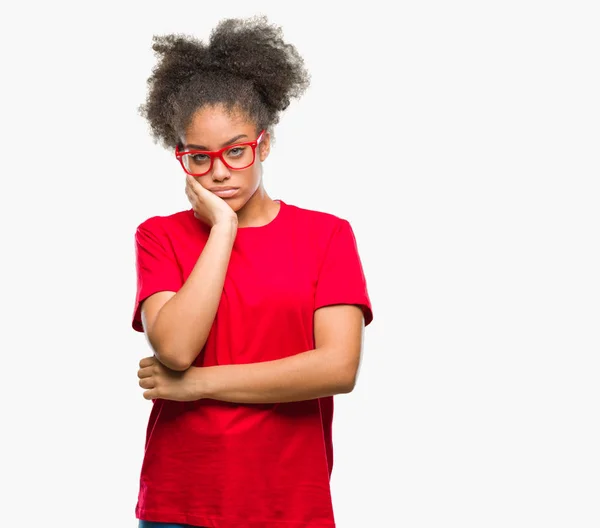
top-left (1, 1), bottom-right (598, 527)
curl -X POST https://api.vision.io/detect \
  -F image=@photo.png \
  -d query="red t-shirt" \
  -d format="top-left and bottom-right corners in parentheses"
top-left (132, 200), bottom-right (373, 528)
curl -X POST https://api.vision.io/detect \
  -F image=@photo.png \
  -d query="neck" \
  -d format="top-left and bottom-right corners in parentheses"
top-left (236, 185), bottom-right (279, 228)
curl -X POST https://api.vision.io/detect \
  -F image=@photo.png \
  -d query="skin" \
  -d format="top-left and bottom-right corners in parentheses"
top-left (137, 104), bottom-right (366, 403)
top-left (182, 103), bottom-right (280, 229)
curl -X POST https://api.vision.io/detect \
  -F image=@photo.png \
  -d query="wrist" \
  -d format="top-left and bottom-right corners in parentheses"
top-left (212, 214), bottom-right (238, 232)
top-left (184, 366), bottom-right (210, 400)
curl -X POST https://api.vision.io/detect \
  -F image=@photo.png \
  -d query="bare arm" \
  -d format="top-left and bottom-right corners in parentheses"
top-left (181, 304), bottom-right (365, 402)
top-left (142, 219), bottom-right (237, 371)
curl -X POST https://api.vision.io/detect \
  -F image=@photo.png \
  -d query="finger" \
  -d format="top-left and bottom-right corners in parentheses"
top-left (187, 176), bottom-right (209, 198)
top-left (139, 377), bottom-right (155, 389)
top-left (137, 367), bottom-right (153, 379)
top-left (185, 181), bottom-right (199, 202)
top-left (186, 175), bottom-right (199, 192)
top-left (139, 357), bottom-right (155, 368)
top-left (143, 389), bottom-right (156, 400)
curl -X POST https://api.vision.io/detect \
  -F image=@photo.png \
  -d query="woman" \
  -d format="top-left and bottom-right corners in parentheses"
top-left (133, 16), bottom-right (373, 528)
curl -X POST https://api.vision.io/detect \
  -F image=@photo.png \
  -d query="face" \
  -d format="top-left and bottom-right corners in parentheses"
top-left (181, 104), bottom-right (270, 211)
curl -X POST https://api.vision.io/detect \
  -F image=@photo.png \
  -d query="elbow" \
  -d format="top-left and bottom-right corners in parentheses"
top-left (146, 318), bottom-right (203, 372)
top-left (147, 336), bottom-right (195, 372)
top-left (337, 364), bottom-right (359, 394)
top-left (339, 378), bottom-right (357, 394)
top-left (326, 347), bottom-right (360, 394)
top-left (156, 345), bottom-right (195, 371)
top-left (160, 356), bottom-right (192, 371)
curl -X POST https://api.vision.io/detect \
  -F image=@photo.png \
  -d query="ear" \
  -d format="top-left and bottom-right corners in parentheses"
top-left (258, 131), bottom-right (271, 161)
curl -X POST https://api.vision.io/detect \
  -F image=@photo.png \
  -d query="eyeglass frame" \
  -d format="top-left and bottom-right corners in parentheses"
top-left (174, 130), bottom-right (266, 176)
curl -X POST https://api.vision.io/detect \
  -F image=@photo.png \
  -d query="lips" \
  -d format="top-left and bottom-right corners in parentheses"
top-left (209, 187), bottom-right (240, 198)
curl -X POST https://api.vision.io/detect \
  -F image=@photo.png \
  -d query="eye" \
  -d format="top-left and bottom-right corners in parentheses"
top-left (190, 153), bottom-right (210, 163)
top-left (227, 146), bottom-right (246, 158)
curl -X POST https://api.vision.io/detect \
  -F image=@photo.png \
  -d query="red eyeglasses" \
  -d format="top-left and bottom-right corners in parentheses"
top-left (175, 130), bottom-right (266, 176)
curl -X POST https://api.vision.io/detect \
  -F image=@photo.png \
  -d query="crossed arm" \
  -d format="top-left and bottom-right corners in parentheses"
top-left (137, 221), bottom-right (367, 404)
top-left (138, 303), bottom-right (366, 404)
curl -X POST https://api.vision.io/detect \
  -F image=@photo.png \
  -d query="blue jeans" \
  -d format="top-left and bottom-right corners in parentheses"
top-left (138, 522), bottom-right (205, 528)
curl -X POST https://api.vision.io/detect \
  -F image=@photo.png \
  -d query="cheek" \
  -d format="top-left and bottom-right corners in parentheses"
top-left (190, 176), bottom-right (210, 190)
top-left (242, 166), bottom-right (262, 189)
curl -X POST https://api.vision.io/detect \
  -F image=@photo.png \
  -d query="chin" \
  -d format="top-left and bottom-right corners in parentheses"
top-left (228, 196), bottom-right (248, 212)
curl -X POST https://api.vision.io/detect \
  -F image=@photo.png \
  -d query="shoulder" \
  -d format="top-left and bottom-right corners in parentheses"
top-left (282, 201), bottom-right (350, 236)
top-left (135, 207), bottom-right (196, 235)
top-left (282, 201), bottom-right (355, 253)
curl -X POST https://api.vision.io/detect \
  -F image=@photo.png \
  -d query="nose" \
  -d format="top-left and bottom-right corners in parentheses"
top-left (211, 157), bottom-right (231, 182)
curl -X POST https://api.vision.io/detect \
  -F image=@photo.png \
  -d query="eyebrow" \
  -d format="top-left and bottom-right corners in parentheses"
top-left (185, 134), bottom-right (249, 150)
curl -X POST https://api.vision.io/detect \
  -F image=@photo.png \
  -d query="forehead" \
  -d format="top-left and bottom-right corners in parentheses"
top-left (184, 104), bottom-right (255, 144)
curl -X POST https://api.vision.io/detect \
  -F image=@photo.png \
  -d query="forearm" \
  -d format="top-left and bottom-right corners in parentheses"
top-left (187, 347), bottom-right (357, 403)
top-left (150, 220), bottom-right (237, 370)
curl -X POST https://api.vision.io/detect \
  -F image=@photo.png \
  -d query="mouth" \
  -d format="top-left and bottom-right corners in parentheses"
top-left (208, 186), bottom-right (240, 198)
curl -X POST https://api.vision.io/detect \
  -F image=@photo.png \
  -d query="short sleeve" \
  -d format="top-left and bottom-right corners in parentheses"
top-left (131, 220), bottom-right (183, 333)
top-left (314, 219), bottom-right (373, 326)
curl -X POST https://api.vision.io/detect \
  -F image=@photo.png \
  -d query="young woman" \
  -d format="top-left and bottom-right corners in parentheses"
top-left (133, 16), bottom-right (373, 528)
